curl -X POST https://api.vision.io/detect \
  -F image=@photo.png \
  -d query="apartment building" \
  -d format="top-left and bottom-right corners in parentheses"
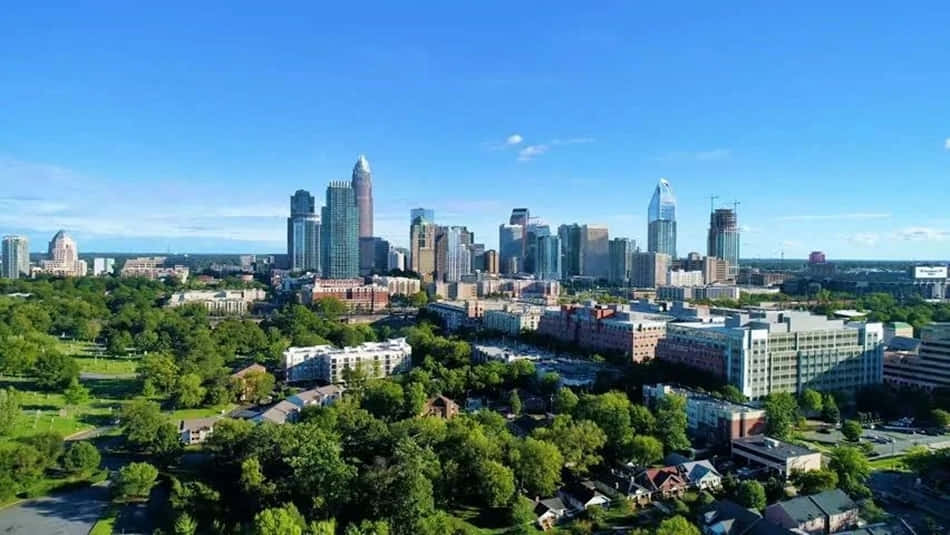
top-left (301, 278), bottom-right (389, 313)
top-left (166, 288), bottom-right (267, 315)
top-left (283, 338), bottom-right (411, 383)
top-left (537, 302), bottom-right (670, 362)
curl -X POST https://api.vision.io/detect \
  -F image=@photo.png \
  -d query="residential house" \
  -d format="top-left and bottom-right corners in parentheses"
top-left (254, 385), bottom-right (344, 424)
top-left (421, 395), bottom-right (460, 419)
top-left (179, 417), bottom-right (220, 445)
top-left (636, 466), bottom-right (689, 499)
top-left (534, 497), bottom-right (569, 530)
top-left (679, 460), bottom-right (723, 491)
top-left (698, 500), bottom-right (795, 535)
top-left (764, 490), bottom-right (858, 535)
top-left (559, 480), bottom-right (611, 512)
top-left (230, 363), bottom-right (268, 402)
top-left (594, 468), bottom-right (653, 507)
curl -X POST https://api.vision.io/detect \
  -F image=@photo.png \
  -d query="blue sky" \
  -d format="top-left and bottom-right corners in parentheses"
top-left (1, 2), bottom-right (948, 259)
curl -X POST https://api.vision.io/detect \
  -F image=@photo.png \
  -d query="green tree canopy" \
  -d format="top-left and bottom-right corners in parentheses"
top-left (736, 480), bottom-right (767, 511)
top-left (764, 392), bottom-right (799, 439)
top-left (656, 394), bottom-right (690, 452)
top-left (63, 441), bottom-right (101, 475)
top-left (114, 462), bottom-right (159, 501)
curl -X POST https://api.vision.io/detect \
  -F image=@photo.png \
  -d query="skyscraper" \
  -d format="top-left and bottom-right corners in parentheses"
top-left (580, 224), bottom-right (609, 279)
top-left (509, 208), bottom-right (530, 226)
top-left (535, 234), bottom-right (561, 281)
top-left (498, 224), bottom-right (524, 274)
top-left (647, 178), bottom-right (677, 259)
top-left (321, 182), bottom-right (359, 279)
top-left (410, 208), bottom-right (434, 225)
top-left (410, 216), bottom-right (437, 282)
top-left (287, 189), bottom-right (321, 273)
top-left (608, 237), bottom-right (637, 285)
top-left (632, 251), bottom-right (670, 288)
top-left (508, 208), bottom-right (530, 265)
top-left (558, 223), bottom-right (583, 278)
top-left (443, 226), bottom-right (473, 282)
top-left (352, 155), bottom-right (373, 238)
top-left (523, 222), bottom-right (549, 274)
top-left (1, 235), bottom-right (30, 279)
top-left (708, 208), bottom-right (740, 278)
top-left (36, 230), bottom-right (87, 277)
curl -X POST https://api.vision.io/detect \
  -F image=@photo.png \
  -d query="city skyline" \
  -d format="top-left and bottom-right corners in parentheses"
top-left (1, 4), bottom-right (949, 259)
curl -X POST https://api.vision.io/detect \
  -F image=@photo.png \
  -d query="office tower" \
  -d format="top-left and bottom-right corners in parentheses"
top-left (410, 208), bottom-right (434, 225)
top-left (509, 208), bottom-right (529, 227)
top-left (351, 155), bottom-right (373, 238)
top-left (808, 251), bottom-right (826, 264)
top-left (498, 224), bottom-right (524, 274)
top-left (1, 235), bottom-right (30, 279)
top-left (35, 230), bottom-right (87, 277)
top-left (524, 223), bottom-right (550, 274)
top-left (580, 224), bottom-right (609, 279)
top-left (659, 311), bottom-right (883, 399)
top-left (468, 243), bottom-right (486, 272)
top-left (558, 223), bottom-right (583, 278)
top-left (632, 251), bottom-right (670, 288)
top-left (92, 257), bottom-right (116, 276)
top-left (359, 237), bottom-right (377, 275)
top-left (708, 208), bottom-right (740, 278)
top-left (647, 178), bottom-right (677, 258)
top-left (884, 323), bottom-right (950, 390)
top-left (321, 182), bottom-right (359, 279)
top-left (484, 250), bottom-right (499, 274)
top-left (535, 234), bottom-right (561, 281)
top-left (410, 216), bottom-right (437, 282)
top-left (388, 248), bottom-right (407, 272)
top-left (287, 189), bottom-right (321, 273)
top-left (372, 238), bottom-right (390, 273)
top-left (608, 237), bottom-right (636, 285)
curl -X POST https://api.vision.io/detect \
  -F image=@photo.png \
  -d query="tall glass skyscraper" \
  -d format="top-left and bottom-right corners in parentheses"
top-left (647, 178), bottom-right (677, 259)
top-left (287, 189), bottom-right (321, 273)
top-left (708, 208), bottom-right (740, 278)
top-left (444, 226), bottom-right (472, 282)
top-left (1, 235), bottom-right (30, 279)
top-left (321, 182), bottom-right (359, 279)
top-left (557, 223), bottom-right (583, 278)
top-left (535, 234), bottom-right (561, 281)
top-left (410, 208), bottom-right (434, 225)
top-left (608, 237), bottom-right (636, 285)
top-left (498, 224), bottom-right (524, 274)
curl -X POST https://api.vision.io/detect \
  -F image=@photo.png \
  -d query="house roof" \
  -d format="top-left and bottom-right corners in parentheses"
top-left (534, 497), bottom-right (567, 516)
top-left (640, 467), bottom-right (686, 490)
top-left (291, 385), bottom-right (344, 406)
top-left (680, 460), bottom-right (722, 482)
top-left (699, 500), bottom-right (763, 535)
top-left (807, 489), bottom-right (857, 516)
top-left (887, 336), bottom-right (920, 352)
top-left (231, 363), bottom-right (267, 378)
top-left (425, 395), bottom-right (458, 409)
top-left (257, 400), bottom-right (299, 424)
top-left (562, 480), bottom-right (605, 504)
top-left (179, 417), bottom-right (221, 433)
top-left (768, 495), bottom-right (824, 525)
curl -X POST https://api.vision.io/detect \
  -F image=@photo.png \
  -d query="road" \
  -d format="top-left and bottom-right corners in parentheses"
top-left (0, 483), bottom-right (110, 535)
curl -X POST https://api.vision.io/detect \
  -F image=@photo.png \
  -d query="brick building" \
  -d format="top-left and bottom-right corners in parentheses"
top-left (536, 302), bottom-right (669, 362)
top-left (301, 278), bottom-right (389, 313)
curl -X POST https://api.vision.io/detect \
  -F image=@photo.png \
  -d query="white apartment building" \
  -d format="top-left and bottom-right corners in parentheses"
top-left (483, 305), bottom-right (545, 335)
top-left (372, 275), bottom-right (421, 296)
top-left (283, 337), bottom-right (412, 383)
top-left (121, 257), bottom-right (190, 282)
top-left (92, 257), bottom-right (115, 276)
top-left (668, 269), bottom-right (704, 287)
top-left (166, 288), bottom-right (267, 315)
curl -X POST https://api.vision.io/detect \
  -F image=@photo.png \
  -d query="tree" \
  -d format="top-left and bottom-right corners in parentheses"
top-left (63, 377), bottom-right (90, 407)
top-left (821, 393), bottom-right (840, 424)
top-left (629, 404), bottom-right (656, 435)
top-left (408, 291), bottom-right (428, 308)
top-left (931, 409), bottom-right (950, 429)
top-left (476, 460), bottom-right (515, 507)
top-left (655, 515), bottom-right (700, 535)
top-left (792, 468), bottom-right (838, 495)
top-left (656, 394), bottom-right (690, 452)
top-left (34, 351), bottom-right (80, 391)
top-left (313, 297), bottom-right (348, 320)
top-left (736, 480), bottom-right (767, 511)
top-left (254, 503), bottom-right (306, 535)
top-left (121, 398), bottom-right (181, 457)
top-left (0, 387), bottom-right (20, 435)
top-left (509, 389), bottom-right (522, 415)
top-left (553, 387), bottom-right (578, 414)
top-left (764, 392), bottom-right (799, 440)
top-left (63, 441), bottom-right (101, 475)
top-left (140, 353), bottom-right (180, 395)
top-left (114, 462), bottom-right (159, 501)
top-left (629, 435), bottom-right (664, 467)
top-left (575, 392), bottom-right (635, 459)
top-left (829, 445), bottom-right (871, 496)
top-left (532, 416), bottom-right (606, 475)
top-left (108, 330), bottom-right (134, 356)
top-left (719, 385), bottom-right (747, 404)
top-left (174, 512), bottom-right (198, 535)
top-left (841, 420), bottom-right (863, 442)
top-left (173, 373), bottom-right (206, 408)
top-left (515, 437), bottom-right (563, 497)
top-left (362, 381), bottom-right (405, 421)
top-left (508, 495), bottom-right (536, 531)
top-left (800, 388), bottom-right (823, 415)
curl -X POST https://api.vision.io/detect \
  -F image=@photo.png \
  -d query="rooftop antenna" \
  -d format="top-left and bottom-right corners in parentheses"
top-left (709, 195), bottom-right (719, 213)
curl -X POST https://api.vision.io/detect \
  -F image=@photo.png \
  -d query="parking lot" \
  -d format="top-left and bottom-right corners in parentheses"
top-left (800, 426), bottom-right (950, 457)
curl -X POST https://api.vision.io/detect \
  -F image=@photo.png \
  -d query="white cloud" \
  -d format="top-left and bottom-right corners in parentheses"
top-left (776, 213), bottom-right (891, 222)
top-left (506, 134), bottom-right (523, 145)
top-left (695, 148), bottom-right (731, 161)
top-left (849, 232), bottom-right (880, 246)
top-left (894, 227), bottom-right (950, 241)
top-left (517, 145), bottom-right (548, 161)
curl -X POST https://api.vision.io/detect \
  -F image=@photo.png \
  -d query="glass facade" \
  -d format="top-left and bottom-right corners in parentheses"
top-left (287, 190), bottom-right (321, 273)
top-left (647, 179), bottom-right (677, 258)
top-left (321, 182), bottom-right (359, 279)
top-left (535, 234), bottom-right (561, 281)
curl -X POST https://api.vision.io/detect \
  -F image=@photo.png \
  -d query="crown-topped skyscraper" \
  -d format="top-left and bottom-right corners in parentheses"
top-left (351, 155), bottom-right (373, 239)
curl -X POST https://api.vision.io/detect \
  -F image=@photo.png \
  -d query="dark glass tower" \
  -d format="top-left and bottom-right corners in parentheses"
top-left (707, 208), bottom-right (739, 278)
top-left (287, 190), bottom-right (321, 273)
top-left (321, 182), bottom-right (359, 279)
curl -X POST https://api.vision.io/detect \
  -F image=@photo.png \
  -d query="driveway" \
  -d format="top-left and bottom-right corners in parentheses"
top-left (0, 483), bottom-right (110, 535)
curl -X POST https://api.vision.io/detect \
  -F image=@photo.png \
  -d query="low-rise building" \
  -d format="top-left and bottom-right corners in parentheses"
top-left (559, 480), bottom-right (611, 512)
top-left (881, 323), bottom-right (950, 390)
top-left (883, 322), bottom-right (914, 344)
top-left (254, 385), bottom-right (344, 424)
top-left (121, 256), bottom-right (190, 282)
top-left (371, 275), bottom-right (421, 296)
top-left (422, 395), bottom-right (459, 419)
top-left (537, 302), bottom-right (670, 362)
top-left (283, 338), bottom-right (412, 383)
top-left (167, 288), bottom-right (266, 315)
top-left (636, 467), bottom-right (689, 499)
top-left (301, 278), bottom-right (389, 313)
top-left (698, 500), bottom-right (795, 535)
top-left (669, 270), bottom-right (705, 287)
top-left (534, 497), bottom-right (569, 530)
top-left (678, 460), bottom-right (723, 490)
top-left (643, 384), bottom-right (766, 445)
top-left (178, 417), bottom-right (220, 445)
top-left (764, 489), bottom-right (858, 535)
top-left (483, 304), bottom-right (545, 335)
top-left (731, 436), bottom-right (821, 479)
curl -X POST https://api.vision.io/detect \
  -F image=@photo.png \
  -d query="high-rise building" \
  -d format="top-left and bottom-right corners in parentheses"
top-left (287, 189), bottom-right (321, 273)
top-left (535, 234), bottom-right (561, 281)
top-left (498, 224), bottom-right (524, 274)
top-left (410, 208), bottom-right (434, 225)
top-left (708, 208), bottom-right (740, 278)
top-left (388, 248), bottom-right (407, 272)
top-left (35, 230), bottom-right (87, 277)
top-left (352, 155), bottom-right (373, 238)
top-left (558, 223), bottom-right (583, 278)
top-left (524, 222), bottom-right (550, 274)
top-left (321, 182), bottom-right (359, 279)
top-left (1, 235), bottom-right (30, 279)
top-left (658, 311), bottom-right (883, 399)
top-left (808, 251), bottom-right (826, 264)
top-left (442, 226), bottom-right (473, 282)
top-left (373, 238), bottom-right (390, 273)
top-left (580, 224), bottom-right (609, 279)
top-left (884, 323), bottom-right (950, 390)
top-left (468, 243), bottom-right (486, 272)
top-left (92, 257), bottom-right (115, 276)
top-left (632, 251), bottom-right (670, 288)
top-left (410, 216), bottom-right (437, 282)
top-left (484, 250), bottom-right (499, 274)
top-left (509, 208), bottom-right (530, 227)
top-left (608, 238), bottom-right (636, 285)
top-left (648, 178), bottom-right (677, 258)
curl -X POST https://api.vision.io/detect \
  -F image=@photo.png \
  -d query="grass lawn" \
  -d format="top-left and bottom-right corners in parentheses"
top-left (74, 355), bottom-right (139, 375)
top-left (165, 404), bottom-right (237, 421)
top-left (89, 505), bottom-right (119, 535)
top-left (0, 377), bottom-right (131, 439)
top-left (869, 455), bottom-right (909, 471)
top-left (448, 505), bottom-right (514, 534)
